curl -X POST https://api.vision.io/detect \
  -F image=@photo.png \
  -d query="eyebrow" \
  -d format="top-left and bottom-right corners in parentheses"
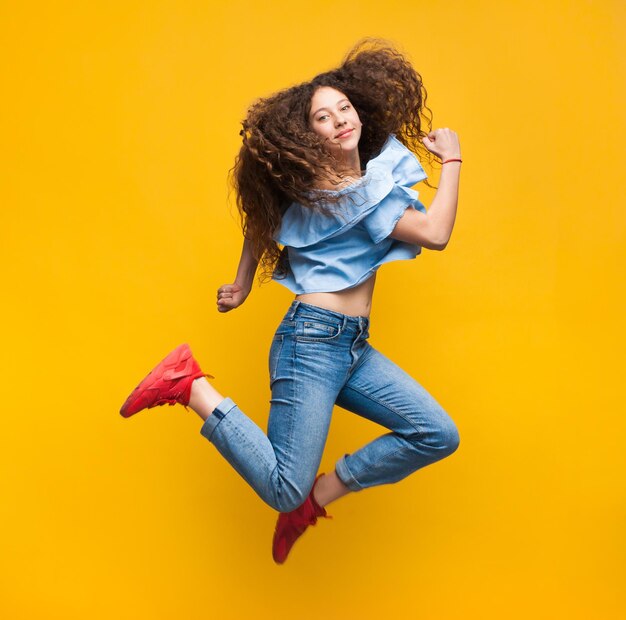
top-left (311, 98), bottom-right (350, 118)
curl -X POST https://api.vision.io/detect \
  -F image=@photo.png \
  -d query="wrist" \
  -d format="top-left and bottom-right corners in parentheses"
top-left (235, 279), bottom-right (252, 294)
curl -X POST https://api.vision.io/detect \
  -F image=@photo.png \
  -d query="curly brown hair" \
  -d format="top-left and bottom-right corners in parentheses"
top-left (228, 37), bottom-right (436, 286)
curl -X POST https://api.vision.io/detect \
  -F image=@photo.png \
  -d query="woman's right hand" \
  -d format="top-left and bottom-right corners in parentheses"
top-left (216, 282), bottom-right (249, 313)
top-left (421, 128), bottom-right (461, 161)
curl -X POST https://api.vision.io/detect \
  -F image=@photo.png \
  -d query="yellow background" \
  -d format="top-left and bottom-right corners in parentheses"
top-left (1, 1), bottom-right (624, 618)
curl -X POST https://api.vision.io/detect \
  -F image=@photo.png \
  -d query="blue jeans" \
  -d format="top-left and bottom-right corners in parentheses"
top-left (200, 300), bottom-right (459, 513)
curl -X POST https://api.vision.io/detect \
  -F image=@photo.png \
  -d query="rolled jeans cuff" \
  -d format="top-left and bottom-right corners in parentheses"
top-left (199, 396), bottom-right (238, 442)
top-left (335, 454), bottom-right (363, 492)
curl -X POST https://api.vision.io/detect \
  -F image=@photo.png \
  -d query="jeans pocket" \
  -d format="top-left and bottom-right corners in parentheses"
top-left (295, 318), bottom-right (342, 342)
top-left (268, 334), bottom-right (284, 383)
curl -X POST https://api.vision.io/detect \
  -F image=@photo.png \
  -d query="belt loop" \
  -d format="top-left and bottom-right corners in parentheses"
top-left (288, 300), bottom-right (301, 319)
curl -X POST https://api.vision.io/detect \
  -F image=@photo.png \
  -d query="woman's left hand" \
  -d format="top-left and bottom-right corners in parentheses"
top-left (421, 128), bottom-right (461, 161)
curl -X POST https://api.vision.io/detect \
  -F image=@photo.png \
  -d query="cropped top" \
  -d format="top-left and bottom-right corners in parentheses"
top-left (271, 133), bottom-right (428, 294)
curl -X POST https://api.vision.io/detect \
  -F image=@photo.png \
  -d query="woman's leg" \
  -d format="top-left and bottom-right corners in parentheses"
top-left (331, 342), bottom-right (460, 493)
top-left (191, 319), bottom-right (349, 514)
top-left (189, 377), bottom-right (225, 420)
top-left (312, 470), bottom-right (352, 508)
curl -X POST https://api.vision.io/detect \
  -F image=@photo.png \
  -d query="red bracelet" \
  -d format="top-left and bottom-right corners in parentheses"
top-left (442, 158), bottom-right (463, 164)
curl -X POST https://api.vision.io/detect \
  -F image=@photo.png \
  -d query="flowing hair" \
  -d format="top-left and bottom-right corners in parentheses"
top-left (229, 37), bottom-right (435, 285)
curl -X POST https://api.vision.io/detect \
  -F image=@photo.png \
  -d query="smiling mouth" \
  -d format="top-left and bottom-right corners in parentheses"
top-left (336, 129), bottom-right (354, 138)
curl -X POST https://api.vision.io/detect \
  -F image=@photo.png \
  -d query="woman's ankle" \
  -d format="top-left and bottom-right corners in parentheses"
top-left (313, 471), bottom-right (351, 507)
top-left (189, 377), bottom-right (224, 421)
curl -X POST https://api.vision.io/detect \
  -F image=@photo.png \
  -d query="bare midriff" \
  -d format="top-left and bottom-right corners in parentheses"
top-left (295, 272), bottom-right (377, 318)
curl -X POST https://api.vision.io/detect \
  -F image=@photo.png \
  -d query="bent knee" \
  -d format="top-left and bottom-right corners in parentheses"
top-left (416, 411), bottom-right (460, 458)
top-left (437, 416), bottom-right (460, 457)
top-left (443, 420), bottom-right (460, 455)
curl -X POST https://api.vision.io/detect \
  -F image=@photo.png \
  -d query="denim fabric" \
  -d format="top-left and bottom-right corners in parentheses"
top-left (200, 300), bottom-right (459, 513)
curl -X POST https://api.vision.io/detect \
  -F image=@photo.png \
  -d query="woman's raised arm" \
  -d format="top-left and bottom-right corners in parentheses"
top-left (389, 128), bottom-right (461, 251)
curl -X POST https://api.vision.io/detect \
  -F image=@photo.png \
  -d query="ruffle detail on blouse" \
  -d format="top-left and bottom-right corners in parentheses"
top-left (273, 134), bottom-right (428, 248)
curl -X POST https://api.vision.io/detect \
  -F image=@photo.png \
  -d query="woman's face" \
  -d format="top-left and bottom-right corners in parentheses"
top-left (308, 86), bottom-right (362, 155)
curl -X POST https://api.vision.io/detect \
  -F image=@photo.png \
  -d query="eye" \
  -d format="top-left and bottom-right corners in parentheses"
top-left (341, 104), bottom-right (351, 111)
top-left (317, 114), bottom-right (329, 122)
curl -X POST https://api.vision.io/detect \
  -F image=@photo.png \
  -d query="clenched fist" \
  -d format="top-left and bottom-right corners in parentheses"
top-left (216, 282), bottom-right (249, 313)
top-left (421, 128), bottom-right (461, 161)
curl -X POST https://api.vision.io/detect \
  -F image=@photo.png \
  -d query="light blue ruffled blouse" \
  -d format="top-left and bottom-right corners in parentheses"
top-left (271, 133), bottom-right (428, 294)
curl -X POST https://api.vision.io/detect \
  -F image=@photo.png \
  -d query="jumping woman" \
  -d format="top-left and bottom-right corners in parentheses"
top-left (120, 38), bottom-right (462, 564)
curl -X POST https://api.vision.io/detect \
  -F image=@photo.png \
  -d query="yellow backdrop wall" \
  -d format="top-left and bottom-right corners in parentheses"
top-left (1, 1), bottom-right (625, 618)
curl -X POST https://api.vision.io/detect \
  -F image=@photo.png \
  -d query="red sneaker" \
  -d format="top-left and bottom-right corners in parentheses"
top-left (272, 474), bottom-right (333, 564)
top-left (119, 343), bottom-right (214, 418)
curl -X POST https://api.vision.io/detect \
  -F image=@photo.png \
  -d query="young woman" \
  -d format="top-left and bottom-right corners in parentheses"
top-left (120, 39), bottom-right (462, 564)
